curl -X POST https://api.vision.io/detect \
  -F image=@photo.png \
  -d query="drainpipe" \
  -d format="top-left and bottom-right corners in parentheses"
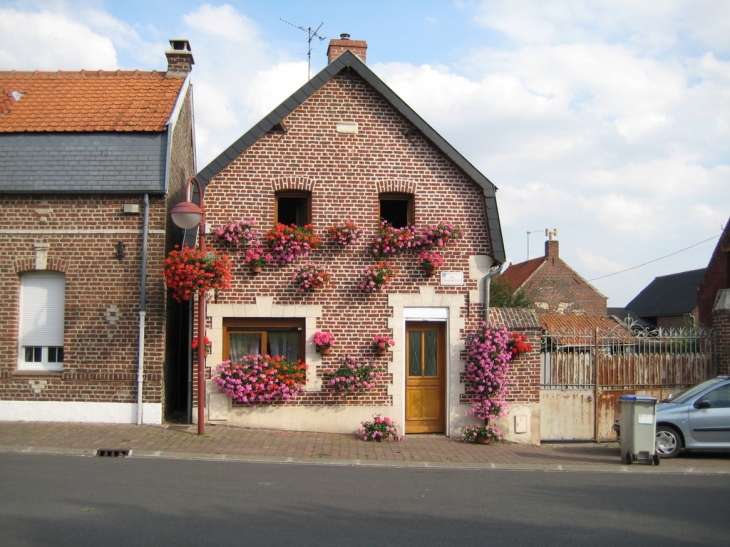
top-left (136, 194), bottom-right (150, 425)
top-left (483, 262), bottom-right (504, 323)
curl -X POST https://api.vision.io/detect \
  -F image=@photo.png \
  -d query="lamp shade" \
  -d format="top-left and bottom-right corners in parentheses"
top-left (170, 201), bottom-right (204, 230)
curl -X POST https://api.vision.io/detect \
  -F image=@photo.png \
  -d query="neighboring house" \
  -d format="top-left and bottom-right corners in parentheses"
top-left (186, 35), bottom-right (538, 441)
top-left (496, 235), bottom-right (607, 316)
top-left (0, 40), bottom-right (196, 424)
top-left (625, 268), bottom-right (706, 329)
top-left (697, 218), bottom-right (730, 327)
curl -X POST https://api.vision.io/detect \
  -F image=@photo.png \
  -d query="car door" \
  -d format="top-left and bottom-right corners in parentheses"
top-left (687, 383), bottom-right (730, 445)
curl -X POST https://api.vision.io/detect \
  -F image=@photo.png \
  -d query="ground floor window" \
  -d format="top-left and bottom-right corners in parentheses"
top-left (18, 271), bottom-right (65, 371)
top-left (223, 318), bottom-right (304, 362)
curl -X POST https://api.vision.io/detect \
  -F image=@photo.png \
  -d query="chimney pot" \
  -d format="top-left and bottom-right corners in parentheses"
top-left (165, 39), bottom-right (194, 76)
top-left (340, 33), bottom-right (350, 40)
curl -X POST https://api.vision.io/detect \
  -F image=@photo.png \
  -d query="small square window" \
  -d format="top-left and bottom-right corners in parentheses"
top-left (379, 193), bottom-right (414, 227)
top-left (276, 192), bottom-right (311, 226)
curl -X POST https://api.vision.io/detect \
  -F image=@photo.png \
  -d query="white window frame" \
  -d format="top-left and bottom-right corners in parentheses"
top-left (18, 271), bottom-right (65, 371)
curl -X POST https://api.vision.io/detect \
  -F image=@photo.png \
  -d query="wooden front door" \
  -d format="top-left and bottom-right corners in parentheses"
top-left (405, 322), bottom-right (446, 433)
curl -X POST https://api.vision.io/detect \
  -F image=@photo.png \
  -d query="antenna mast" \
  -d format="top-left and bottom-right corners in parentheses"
top-left (280, 19), bottom-right (326, 79)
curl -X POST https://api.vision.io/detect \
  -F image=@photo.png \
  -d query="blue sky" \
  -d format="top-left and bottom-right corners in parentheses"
top-left (1, 0), bottom-right (728, 308)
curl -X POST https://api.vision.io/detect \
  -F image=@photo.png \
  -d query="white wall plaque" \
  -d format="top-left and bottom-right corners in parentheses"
top-left (440, 271), bottom-right (464, 286)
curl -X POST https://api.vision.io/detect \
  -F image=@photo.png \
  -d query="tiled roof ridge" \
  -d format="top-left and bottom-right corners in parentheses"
top-left (1, 69), bottom-right (167, 77)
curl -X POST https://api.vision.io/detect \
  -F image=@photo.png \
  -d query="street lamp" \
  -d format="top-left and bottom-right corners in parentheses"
top-left (170, 175), bottom-right (207, 435)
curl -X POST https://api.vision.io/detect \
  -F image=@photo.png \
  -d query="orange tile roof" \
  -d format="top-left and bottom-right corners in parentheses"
top-left (0, 70), bottom-right (185, 133)
top-left (498, 257), bottom-right (544, 290)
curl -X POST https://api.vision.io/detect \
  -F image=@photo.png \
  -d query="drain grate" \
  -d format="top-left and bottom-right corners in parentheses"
top-left (96, 449), bottom-right (130, 458)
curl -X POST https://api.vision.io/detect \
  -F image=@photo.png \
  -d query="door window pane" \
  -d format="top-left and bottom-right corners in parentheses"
top-left (425, 331), bottom-right (438, 376)
top-left (409, 331), bottom-right (422, 376)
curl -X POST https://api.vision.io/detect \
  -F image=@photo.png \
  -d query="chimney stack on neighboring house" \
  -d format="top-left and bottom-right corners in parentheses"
top-left (327, 33), bottom-right (368, 64)
top-left (166, 39), bottom-right (194, 76)
top-left (545, 228), bottom-right (559, 259)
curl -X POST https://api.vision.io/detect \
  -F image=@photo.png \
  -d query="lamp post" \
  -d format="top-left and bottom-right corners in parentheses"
top-left (170, 175), bottom-right (207, 435)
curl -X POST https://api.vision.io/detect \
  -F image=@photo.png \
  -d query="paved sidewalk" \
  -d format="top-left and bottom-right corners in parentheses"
top-left (1, 421), bottom-right (729, 474)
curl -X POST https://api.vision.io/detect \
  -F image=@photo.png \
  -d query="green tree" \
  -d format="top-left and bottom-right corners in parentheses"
top-left (489, 276), bottom-right (533, 308)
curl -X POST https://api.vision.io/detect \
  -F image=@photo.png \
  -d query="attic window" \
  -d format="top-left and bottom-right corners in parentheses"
top-left (276, 191), bottom-right (311, 226)
top-left (379, 193), bottom-right (414, 228)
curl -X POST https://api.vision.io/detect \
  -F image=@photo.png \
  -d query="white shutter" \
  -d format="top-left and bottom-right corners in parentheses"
top-left (19, 271), bottom-right (65, 346)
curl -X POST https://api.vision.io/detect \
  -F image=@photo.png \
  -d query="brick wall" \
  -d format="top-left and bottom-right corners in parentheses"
top-left (0, 195), bottom-right (167, 406)
top-left (713, 290), bottom-right (730, 376)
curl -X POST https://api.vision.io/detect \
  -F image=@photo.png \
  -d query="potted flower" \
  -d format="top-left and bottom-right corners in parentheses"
top-left (461, 423), bottom-right (503, 444)
top-left (359, 261), bottom-right (397, 293)
top-left (415, 221), bottom-right (462, 249)
top-left (372, 335), bottom-right (395, 355)
top-left (244, 246), bottom-right (272, 273)
top-left (419, 251), bottom-right (444, 275)
top-left (266, 223), bottom-right (322, 265)
top-left (292, 263), bottom-right (332, 292)
top-left (211, 219), bottom-right (258, 246)
top-left (507, 332), bottom-right (533, 358)
top-left (327, 220), bottom-right (361, 246)
top-left (323, 355), bottom-right (385, 394)
top-left (163, 244), bottom-right (233, 302)
top-left (358, 414), bottom-right (403, 442)
top-left (191, 335), bottom-right (212, 356)
top-left (313, 331), bottom-right (335, 355)
top-left (213, 354), bottom-right (308, 404)
top-left (371, 220), bottom-right (417, 256)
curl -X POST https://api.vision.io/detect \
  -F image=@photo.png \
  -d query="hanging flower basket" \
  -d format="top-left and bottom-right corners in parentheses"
top-left (313, 331), bottom-right (335, 354)
top-left (372, 335), bottom-right (394, 354)
top-left (419, 251), bottom-right (444, 275)
top-left (191, 335), bottom-right (212, 356)
top-left (323, 355), bottom-right (385, 395)
top-left (266, 223), bottom-right (322, 265)
top-left (213, 354), bottom-right (308, 404)
top-left (292, 263), bottom-right (332, 292)
top-left (244, 246), bottom-right (272, 273)
top-left (371, 220), bottom-right (417, 256)
top-left (163, 245), bottom-right (232, 302)
top-left (414, 221), bottom-right (462, 249)
top-left (507, 332), bottom-right (533, 358)
top-left (211, 219), bottom-right (258, 246)
top-left (327, 220), bottom-right (361, 246)
top-left (359, 262), bottom-right (397, 293)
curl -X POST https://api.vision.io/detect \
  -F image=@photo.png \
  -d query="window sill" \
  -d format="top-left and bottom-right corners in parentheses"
top-left (13, 369), bottom-right (63, 377)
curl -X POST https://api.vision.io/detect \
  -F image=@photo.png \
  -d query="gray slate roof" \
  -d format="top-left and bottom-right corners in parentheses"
top-left (626, 268), bottom-right (707, 318)
top-left (0, 133), bottom-right (167, 195)
top-left (196, 51), bottom-right (506, 263)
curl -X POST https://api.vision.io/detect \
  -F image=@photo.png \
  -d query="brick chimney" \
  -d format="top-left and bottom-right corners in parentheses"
top-left (165, 39), bottom-right (194, 76)
top-left (327, 33), bottom-right (367, 64)
top-left (545, 228), bottom-right (559, 259)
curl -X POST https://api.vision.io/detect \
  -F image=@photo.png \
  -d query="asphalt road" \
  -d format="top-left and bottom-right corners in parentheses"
top-left (1, 454), bottom-right (729, 546)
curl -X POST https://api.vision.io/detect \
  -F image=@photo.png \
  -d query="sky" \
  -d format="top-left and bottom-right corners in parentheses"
top-left (1, 0), bottom-right (728, 308)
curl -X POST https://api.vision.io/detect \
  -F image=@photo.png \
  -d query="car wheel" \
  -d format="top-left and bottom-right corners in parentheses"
top-left (655, 425), bottom-right (682, 458)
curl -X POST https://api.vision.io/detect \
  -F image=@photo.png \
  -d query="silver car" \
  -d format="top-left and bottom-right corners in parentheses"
top-left (613, 376), bottom-right (730, 458)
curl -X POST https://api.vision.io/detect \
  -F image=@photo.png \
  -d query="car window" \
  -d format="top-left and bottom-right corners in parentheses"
top-left (701, 384), bottom-right (730, 409)
top-left (672, 378), bottom-right (725, 404)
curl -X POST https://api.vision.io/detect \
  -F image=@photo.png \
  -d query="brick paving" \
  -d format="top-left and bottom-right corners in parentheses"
top-left (1, 421), bottom-right (729, 473)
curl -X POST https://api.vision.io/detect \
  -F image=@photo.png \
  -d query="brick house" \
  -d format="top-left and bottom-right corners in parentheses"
top-left (697, 218), bottom-right (730, 375)
top-left (186, 35), bottom-right (542, 442)
top-left (0, 40), bottom-right (196, 424)
top-left (497, 235), bottom-right (607, 316)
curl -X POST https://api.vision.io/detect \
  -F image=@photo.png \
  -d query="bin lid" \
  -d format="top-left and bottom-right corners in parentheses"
top-left (618, 395), bottom-right (658, 402)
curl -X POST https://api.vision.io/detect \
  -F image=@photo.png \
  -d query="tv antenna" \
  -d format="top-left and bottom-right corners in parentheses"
top-left (280, 19), bottom-right (326, 79)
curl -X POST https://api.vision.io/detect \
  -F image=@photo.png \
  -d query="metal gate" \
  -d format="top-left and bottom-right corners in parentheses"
top-left (540, 322), bottom-right (715, 441)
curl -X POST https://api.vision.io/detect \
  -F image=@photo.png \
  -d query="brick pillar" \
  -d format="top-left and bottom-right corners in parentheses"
top-left (713, 289), bottom-right (730, 375)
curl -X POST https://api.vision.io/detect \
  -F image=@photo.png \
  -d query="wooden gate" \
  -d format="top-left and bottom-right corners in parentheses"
top-left (540, 323), bottom-right (715, 441)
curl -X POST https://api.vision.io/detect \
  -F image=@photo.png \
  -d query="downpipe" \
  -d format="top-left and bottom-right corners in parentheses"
top-left (136, 194), bottom-right (150, 425)
top-left (483, 262), bottom-right (503, 323)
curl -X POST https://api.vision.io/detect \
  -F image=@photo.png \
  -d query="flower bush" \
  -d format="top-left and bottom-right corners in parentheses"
top-left (191, 335), bottom-right (211, 354)
top-left (507, 332), bottom-right (533, 357)
top-left (464, 322), bottom-right (512, 420)
top-left (213, 354), bottom-right (307, 404)
top-left (461, 423), bottom-right (504, 443)
top-left (358, 414), bottom-right (403, 442)
top-left (415, 221), bottom-right (462, 249)
top-left (244, 246), bottom-right (272, 269)
top-left (323, 355), bottom-right (385, 394)
top-left (266, 223), bottom-right (322, 265)
top-left (360, 261), bottom-right (397, 293)
top-left (327, 221), bottom-right (361, 246)
top-left (419, 251), bottom-right (444, 273)
top-left (163, 245), bottom-right (232, 302)
top-left (211, 219), bottom-right (258, 246)
top-left (313, 331), bottom-right (335, 351)
top-left (371, 220), bottom-right (417, 256)
top-left (372, 335), bottom-right (395, 352)
top-left (292, 263), bottom-right (332, 292)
